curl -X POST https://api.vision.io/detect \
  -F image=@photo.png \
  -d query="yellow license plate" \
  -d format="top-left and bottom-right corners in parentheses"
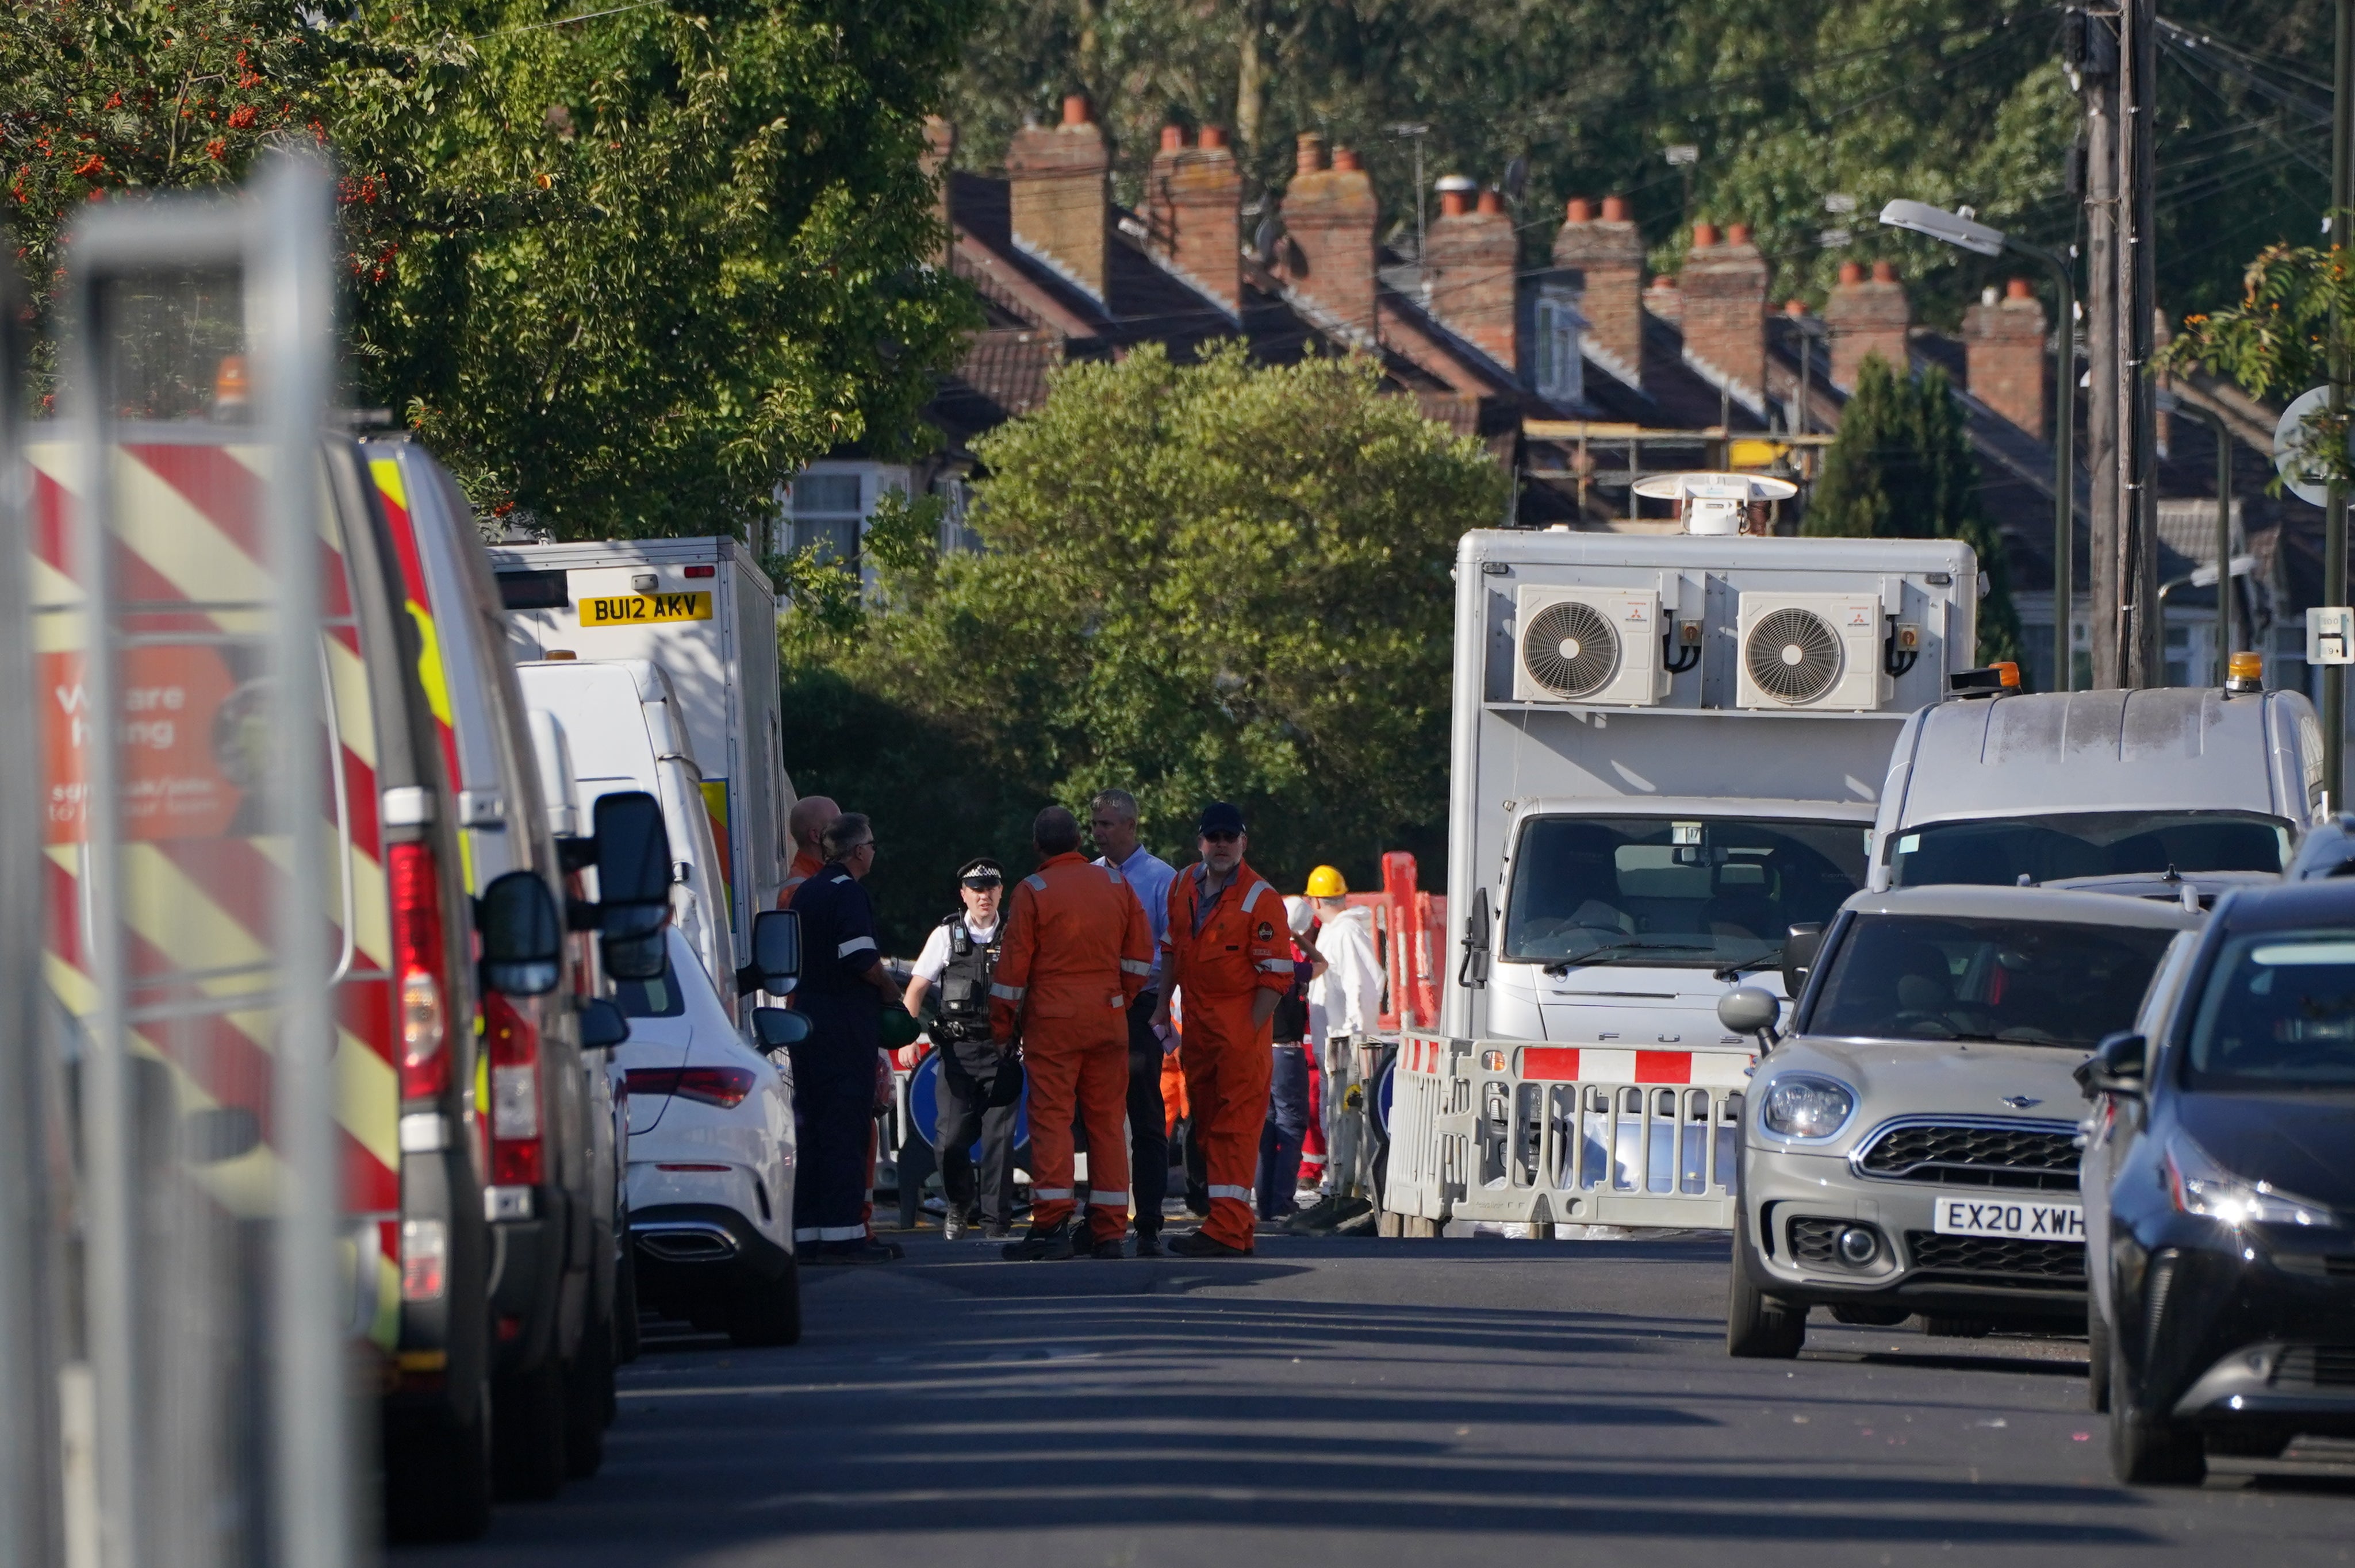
top-left (578, 591), bottom-right (713, 626)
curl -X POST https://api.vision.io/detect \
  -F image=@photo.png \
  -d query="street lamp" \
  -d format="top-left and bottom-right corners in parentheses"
top-left (1880, 199), bottom-right (2077, 692)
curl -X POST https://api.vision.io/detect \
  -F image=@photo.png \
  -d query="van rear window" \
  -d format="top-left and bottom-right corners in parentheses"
top-left (1890, 811), bottom-right (2290, 887)
top-left (497, 570), bottom-right (570, 610)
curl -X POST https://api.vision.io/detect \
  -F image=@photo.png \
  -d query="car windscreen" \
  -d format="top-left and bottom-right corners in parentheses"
top-left (616, 960), bottom-right (686, 1018)
top-left (1889, 810), bottom-right (2290, 888)
top-left (2185, 931), bottom-right (2355, 1089)
top-left (1803, 913), bottom-right (2177, 1047)
top-left (1501, 816), bottom-right (1866, 969)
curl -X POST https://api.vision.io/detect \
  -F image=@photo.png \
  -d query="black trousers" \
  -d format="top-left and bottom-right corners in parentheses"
top-left (1125, 991), bottom-right (1169, 1236)
top-left (786, 1037), bottom-right (876, 1244)
top-left (936, 1036), bottom-right (1023, 1226)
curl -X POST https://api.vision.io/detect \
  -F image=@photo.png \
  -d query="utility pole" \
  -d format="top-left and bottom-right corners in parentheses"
top-left (2117, 0), bottom-right (2162, 687)
top-left (2080, 8), bottom-right (2122, 689)
top-left (2329, 0), bottom-right (2353, 810)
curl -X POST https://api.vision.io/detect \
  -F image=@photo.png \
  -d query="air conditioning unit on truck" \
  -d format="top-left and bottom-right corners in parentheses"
top-left (1381, 475), bottom-right (1981, 1238)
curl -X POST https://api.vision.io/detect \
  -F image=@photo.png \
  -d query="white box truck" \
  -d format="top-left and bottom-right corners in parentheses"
top-left (490, 537), bottom-right (793, 970)
top-left (1382, 476), bottom-right (1982, 1233)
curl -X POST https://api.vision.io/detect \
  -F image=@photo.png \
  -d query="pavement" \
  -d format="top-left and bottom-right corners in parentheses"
top-left (397, 1228), bottom-right (2355, 1566)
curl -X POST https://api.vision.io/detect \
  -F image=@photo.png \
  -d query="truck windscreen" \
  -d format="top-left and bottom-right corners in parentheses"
top-left (1802, 914), bottom-right (2176, 1047)
top-left (1502, 816), bottom-right (1866, 970)
top-left (1889, 810), bottom-right (2291, 887)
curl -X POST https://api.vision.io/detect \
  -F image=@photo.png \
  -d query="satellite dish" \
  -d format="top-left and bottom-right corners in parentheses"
top-left (1502, 155), bottom-right (1529, 205)
top-left (2273, 385), bottom-right (2348, 508)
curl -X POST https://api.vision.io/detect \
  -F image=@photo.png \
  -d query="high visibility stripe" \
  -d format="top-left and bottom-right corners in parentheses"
top-left (1120, 959), bottom-right (1152, 975)
top-left (817, 1225), bottom-right (866, 1242)
top-left (795, 1227), bottom-right (824, 1242)
top-left (838, 936), bottom-right (876, 958)
top-left (1241, 882), bottom-right (1269, 913)
top-left (1025, 874), bottom-right (1048, 892)
top-left (1207, 1184), bottom-right (1253, 1201)
top-left (1257, 959), bottom-right (1292, 974)
top-left (1033, 1187), bottom-right (1073, 1201)
top-left (990, 982), bottom-right (1025, 1002)
top-left (1087, 1190), bottom-right (1130, 1207)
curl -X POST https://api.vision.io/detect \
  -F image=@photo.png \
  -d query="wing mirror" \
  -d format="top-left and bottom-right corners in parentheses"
top-left (735, 909), bottom-right (802, 996)
top-left (1781, 922), bottom-right (1824, 1001)
top-left (752, 1006), bottom-right (811, 1051)
top-left (2075, 1031), bottom-right (2147, 1098)
top-left (478, 870), bottom-right (563, 996)
top-left (593, 791), bottom-right (672, 979)
top-left (1717, 986), bottom-right (1782, 1045)
top-left (578, 997), bottom-right (630, 1052)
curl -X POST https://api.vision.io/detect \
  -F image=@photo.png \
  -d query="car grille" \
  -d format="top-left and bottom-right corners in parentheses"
top-left (1856, 1120), bottom-right (2080, 1192)
top-left (2273, 1346), bottom-right (2355, 1389)
top-left (1904, 1230), bottom-right (2085, 1285)
top-left (1789, 1217), bottom-right (1840, 1266)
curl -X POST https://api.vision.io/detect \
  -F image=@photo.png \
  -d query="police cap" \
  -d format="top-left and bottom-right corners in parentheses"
top-left (957, 856), bottom-right (1004, 887)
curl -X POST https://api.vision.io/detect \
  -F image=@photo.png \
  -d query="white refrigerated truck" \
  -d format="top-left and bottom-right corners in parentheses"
top-left (490, 536), bottom-right (794, 971)
top-left (1381, 475), bottom-right (1982, 1234)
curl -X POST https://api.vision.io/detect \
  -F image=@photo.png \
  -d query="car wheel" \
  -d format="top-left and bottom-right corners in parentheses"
top-left (562, 1327), bottom-right (613, 1479)
top-left (492, 1359), bottom-right (569, 1501)
top-left (2087, 1304), bottom-right (2111, 1413)
top-left (381, 1380), bottom-right (493, 1543)
top-left (1920, 1315), bottom-right (1993, 1339)
top-left (2108, 1338), bottom-right (2205, 1485)
top-left (729, 1255), bottom-right (803, 1348)
top-left (1726, 1212), bottom-right (1806, 1358)
top-left (614, 1228), bottom-right (643, 1364)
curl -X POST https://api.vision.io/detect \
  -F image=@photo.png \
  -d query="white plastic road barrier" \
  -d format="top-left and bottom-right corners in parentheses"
top-left (1383, 1032), bottom-right (1750, 1232)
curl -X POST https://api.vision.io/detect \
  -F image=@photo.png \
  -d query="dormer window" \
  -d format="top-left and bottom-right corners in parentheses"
top-left (1533, 286), bottom-right (1586, 403)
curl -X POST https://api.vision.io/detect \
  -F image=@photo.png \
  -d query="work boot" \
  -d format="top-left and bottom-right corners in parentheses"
top-left (1074, 1233), bottom-right (1126, 1259)
top-left (1133, 1229), bottom-right (1163, 1259)
top-left (942, 1210), bottom-right (966, 1241)
top-left (1166, 1229), bottom-right (1251, 1259)
top-left (984, 1221), bottom-right (1014, 1240)
top-left (1284, 1194), bottom-right (1371, 1235)
top-left (1002, 1221), bottom-right (1075, 1262)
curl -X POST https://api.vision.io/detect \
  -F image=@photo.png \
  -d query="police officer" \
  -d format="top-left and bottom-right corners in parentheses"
top-left (903, 858), bottom-right (1020, 1240)
top-left (784, 812), bottom-right (908, 1264)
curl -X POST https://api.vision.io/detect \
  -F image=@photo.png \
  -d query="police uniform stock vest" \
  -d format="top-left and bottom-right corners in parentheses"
top-left (933, 913), bottom-right (1001, 1041)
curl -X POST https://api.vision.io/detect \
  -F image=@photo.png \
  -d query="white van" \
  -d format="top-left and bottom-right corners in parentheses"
top-left (518, 659), bottom-right (737, 1002)
top-left (491, 537), bottom-right (793, 969)
top-left (1869, 685), bottom-right (2327, 893)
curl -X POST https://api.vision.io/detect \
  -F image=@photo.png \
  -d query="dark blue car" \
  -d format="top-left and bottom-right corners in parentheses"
top-left (2078, 878), bottom-right (2355, 1484)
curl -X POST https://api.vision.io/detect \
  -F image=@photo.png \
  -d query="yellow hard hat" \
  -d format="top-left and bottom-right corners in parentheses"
top-left (1305, 864), bottom-right (1347, 898)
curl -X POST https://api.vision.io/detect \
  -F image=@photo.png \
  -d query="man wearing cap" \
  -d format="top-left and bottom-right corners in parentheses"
top-left (1156, 803), bottom-right (1292, 1256)
top-left (991, 807), bottom-right (1155, 1260)
top-left (1088, 789), bottom-right (1178, 1254)
top-left (904, 858), bottom-right (1018, 1240)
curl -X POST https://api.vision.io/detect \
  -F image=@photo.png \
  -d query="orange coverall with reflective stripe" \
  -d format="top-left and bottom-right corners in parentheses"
top-left (989, 852), bottom-right (1154, 1241)
top-left (1164, 861), bottom-right (1291, 1251)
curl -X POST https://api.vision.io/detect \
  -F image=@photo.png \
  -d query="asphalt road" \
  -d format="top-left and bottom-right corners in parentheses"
top-left (398, 1229), bottom-right (2355, 1567)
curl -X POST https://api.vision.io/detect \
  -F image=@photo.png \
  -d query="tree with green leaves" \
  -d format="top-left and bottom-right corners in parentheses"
top-left (1805, 352), bottom-right (2026, 671)
top-left (780, 343), bottom-right (1506, 948)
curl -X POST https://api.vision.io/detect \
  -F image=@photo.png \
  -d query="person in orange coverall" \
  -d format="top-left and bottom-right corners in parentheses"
top-left (989, 806), bottom-right (1155, 1260)
top-left (1155, 802), bottom-right (1292, 1256)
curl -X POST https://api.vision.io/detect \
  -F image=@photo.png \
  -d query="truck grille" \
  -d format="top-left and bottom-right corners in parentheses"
top-left (1856, 1120), bottom-right (2080, 1193)
top-left (2273, 1346), bottom-right (2355, 1389)
top-left (1904, 1230), bottom-right (2085, 1284)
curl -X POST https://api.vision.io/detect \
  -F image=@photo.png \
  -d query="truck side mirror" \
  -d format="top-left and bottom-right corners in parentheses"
top-left (736, 909), bottom-right (801, 996)
top-left (1458, 887), bottom-right (1491, 990)
top-left (579, 997), bottom-right (630, 1052)
top-left (592, 791), bottom-right (671, 978)
top-left (2075, 1031), bottom-right (2147, 1098)
top-left (1717, 986), bottom-right (1782, 1043)
top-left (752, 1006), bottom-right (811, 1051)
top-left (1782, 922), bottom-right (1825, 1000)
top-left (478, 870), bottom-right (563, 997)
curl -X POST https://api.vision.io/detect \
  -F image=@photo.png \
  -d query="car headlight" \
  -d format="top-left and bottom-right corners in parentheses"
top-left (2164, 1133), bottom-right (2335, 1227)
top-left (1759, 1073), bottom-right (1856, 1140)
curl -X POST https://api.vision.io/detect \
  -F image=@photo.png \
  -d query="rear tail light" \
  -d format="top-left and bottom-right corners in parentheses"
top-left (486, 993), bottom-right (544, 1187)
top-left (624, 1066), bottom-right (756, 1109)
top-left (399, 1219), bottom-right (448, 1301)
top-left (389, 842), bottom-right (450, 1101)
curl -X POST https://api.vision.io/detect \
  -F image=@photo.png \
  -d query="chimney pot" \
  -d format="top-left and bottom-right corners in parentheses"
top-left (1566, 197), bottom-right (1594, 224)
top-left (2006, 276), bottom-right (2034, 301)
top-left (1601, 194), bottom-right (1629, 222)
top-left (1332, 147), bottom-right (1362, 172)
top-left (1726, 221), bottom-right (1752, 245)
top-left (1476, 187), bottom-right (1503, 215)
top-left (1692, 221), bottom-right (1719, 248)
top-left (1061, 94), bottom-right (1090, 126)
top-left (1295, 133), bottom-right (1326, 175)
top-left (1870, 259), bottom-right (1898, 285)
top-left (1838, 260), bottom-right (1864, 286)
top-left (1199, 125), bottom-right (1228, 149)
top-left (1160, 124), bottom-right (1186, 152)
top-left (1440, 189), bottom-right (1470, 218)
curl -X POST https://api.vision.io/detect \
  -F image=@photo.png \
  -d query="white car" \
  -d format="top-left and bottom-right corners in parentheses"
top-left (617, 928), bottom-right (801, 1346)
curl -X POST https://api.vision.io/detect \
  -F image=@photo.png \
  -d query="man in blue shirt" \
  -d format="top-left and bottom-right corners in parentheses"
top-left (785, 812), bottom-right (910, 1264)
top-left (1090, 789), bottom-right (1178, 1255)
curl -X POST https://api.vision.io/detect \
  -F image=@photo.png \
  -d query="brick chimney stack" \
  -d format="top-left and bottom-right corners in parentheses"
top-left (1007, 94), bottom-right (1111, 302)
top-left (1424, 180), bottom-right (1518, 367)
top-left (1825, 259), bottom-right (1912, 389)
top-left (1554, 194), bottom-right (1645, 381)
top-left (1963, 278), bottom-right (2048, 440)
top-left (922, 115), bottom-right (957, 268)
top-left (1145, 124), bottom-right (1243, 316)
top-left (1279, 134), bottom-right (1378, 340)
top-left (1679, 221), bottom-right (1769, 405)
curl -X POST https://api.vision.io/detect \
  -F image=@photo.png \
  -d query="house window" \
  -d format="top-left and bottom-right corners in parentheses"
top-left (935, 476), bottom-right (984, 555)
top-left (1533, 291), bottom-right (1585, 403)
top-left (784, 472), bottom-right (864, 564)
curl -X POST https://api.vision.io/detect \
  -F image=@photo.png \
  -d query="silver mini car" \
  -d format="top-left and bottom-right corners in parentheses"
top-left (1724, 886), bottom-right (2201, 1356)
